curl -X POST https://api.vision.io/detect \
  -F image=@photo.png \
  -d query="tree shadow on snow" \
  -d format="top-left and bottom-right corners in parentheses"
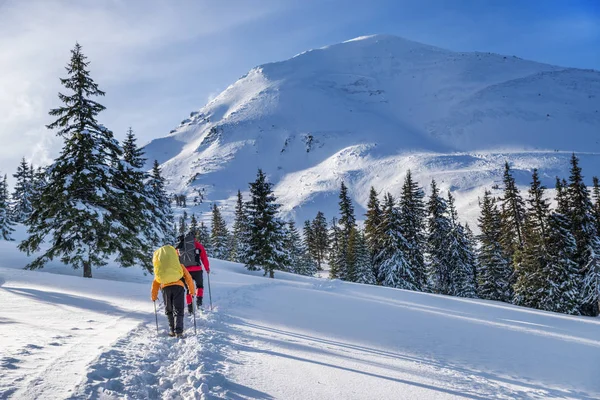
top-left (2, 287), bottom-right (149, 321)
top-left (227, 318), bottom-right (597, 400)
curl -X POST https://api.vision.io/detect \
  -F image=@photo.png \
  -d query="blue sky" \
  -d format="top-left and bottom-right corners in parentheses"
top-left (0, 0), bottom-right (598, 178)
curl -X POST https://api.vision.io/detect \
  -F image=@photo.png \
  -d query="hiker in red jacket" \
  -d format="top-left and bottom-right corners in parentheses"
top-left (176, 232), bottom-right (210, 314)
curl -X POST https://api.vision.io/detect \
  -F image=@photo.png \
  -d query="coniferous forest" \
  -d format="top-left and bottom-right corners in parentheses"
top-left (2, 43), bottom-right (599, 317)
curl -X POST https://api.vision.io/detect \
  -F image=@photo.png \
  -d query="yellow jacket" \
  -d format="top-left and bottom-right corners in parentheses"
top-left (151, 266), bottom-right (195, 301)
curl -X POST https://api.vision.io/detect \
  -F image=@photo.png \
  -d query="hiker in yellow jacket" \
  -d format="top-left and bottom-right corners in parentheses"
top-left (151, 245), bottom-right (195, 338)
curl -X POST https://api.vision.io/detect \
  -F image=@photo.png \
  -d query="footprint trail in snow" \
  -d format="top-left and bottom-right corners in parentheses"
top-left (70, 310), bottom-right (232, 400)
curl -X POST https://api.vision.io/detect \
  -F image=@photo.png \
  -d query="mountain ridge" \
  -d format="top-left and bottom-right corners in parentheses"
top-left (143, 34), bottom-right (600, 225)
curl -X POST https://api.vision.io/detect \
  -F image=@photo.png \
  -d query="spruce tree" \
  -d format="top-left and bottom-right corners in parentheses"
top-left (499, 162), bottom-right (525, 286)
top-left (18, 43), bottom-right (129, 278)
top-left (477, 190), bottom-right (512, 301)
top-left (311, 211), bottom-right (329, 270)
top-left (11, 158), bottom-right (34, 223)
top-left (542, 178), bottom-right (581, 314)
top-left (353, 228), bottom-right (376, 284)
top-left (0, 175), bottom-right (15, 241)
top-left (303, 220), bottom-right (316, 265)
top-left (230, 190), bottom-right (250, 263)
top-left (377, 193), bottom-right (414, 289)
top-left (338, 181), bottom-right (356, 233)
top-left (297, 247), bottom-right (318, 276)
top-left (591, 177), bottom-right (600, 235)
top-left (399, 170), bottom-right (427, 290)
top-left (30, 166), bottom-right (48, 208)
top-left (147, 160), bottom-right (173, 248)
top-left (337, 181), bottom-right (357, 280)
top-left (282, 220), bottom-right (318, 276)
top-left (513, 170), bottom-right (550, 309)
top-left (211, 203), bottom-right (230, 260)
top-left (198, 221), bottom-right (212, 254)
top-left (446, 192), bottom-right (477, 298)
top-left (178, 211), bottom-right (188, 237)
top-left (284, 220), bottom-right (310, 274)
top-left (122, 127), bottom-right (145, 168)
top-left (364, 186), bottom-right (384, 281)
top-left (567, 154), bottom-right (600, 315)
top-left (425, 180), bottom-right (452, 294)
top-left (328, 217), bottom-right (344, 279)
top-left (464, 223), bottom-right (479, 295)
top-left (189, 214), bottom-right (199, 235)
top-left (113, 127), bottom-right (155, 271)
top-left (245, 169), bottom-right (286, 277)
top-left (345, 226), bottom-right (359, 282)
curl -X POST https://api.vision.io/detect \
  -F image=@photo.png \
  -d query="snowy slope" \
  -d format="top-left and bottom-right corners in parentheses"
top-left (143, 34), bottom-right (600, 224)
top-left (1, 237), bottom-right (600, 399)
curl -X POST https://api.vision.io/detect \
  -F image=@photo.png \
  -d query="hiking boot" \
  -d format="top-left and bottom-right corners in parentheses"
top-left (176, 332), bottom-right (185, 339)
top-left (168, 331), bottom-right (176, 337)
top-left (197, 297), bottom-right (203, 308)
top-left (188, 304), bottom-right (194, 315)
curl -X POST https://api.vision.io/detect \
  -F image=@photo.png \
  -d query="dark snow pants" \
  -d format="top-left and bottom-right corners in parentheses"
top-left (185, 270), bottom-right (204, 306)
top-left (163, 285), bottom-right (185, 334)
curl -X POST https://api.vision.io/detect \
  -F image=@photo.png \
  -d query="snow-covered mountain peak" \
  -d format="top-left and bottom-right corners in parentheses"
top-left (144, 34), bottom-right (600, 224)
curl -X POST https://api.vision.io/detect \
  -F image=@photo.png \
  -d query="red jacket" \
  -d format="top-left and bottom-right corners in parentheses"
top-left (186, 239), bottom-right (210, 273)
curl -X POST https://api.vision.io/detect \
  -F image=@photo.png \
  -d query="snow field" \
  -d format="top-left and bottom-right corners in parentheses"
top-left (1, 245), bottom-right (600, 399)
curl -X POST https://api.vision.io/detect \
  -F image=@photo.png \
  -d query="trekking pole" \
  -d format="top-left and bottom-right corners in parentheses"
top-left (153, 301), bottom-right (159, 336)
top-left (193, 299), bottom-right (197, 335)
top-left (207, 272), bottom-right (213, 311)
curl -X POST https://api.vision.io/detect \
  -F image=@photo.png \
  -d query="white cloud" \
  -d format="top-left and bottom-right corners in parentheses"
top-left (0, 0), bottom-right (286, 179)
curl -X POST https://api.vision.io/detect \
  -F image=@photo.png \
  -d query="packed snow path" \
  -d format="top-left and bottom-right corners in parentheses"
top-left (1, 258), bottom-right (600, 399)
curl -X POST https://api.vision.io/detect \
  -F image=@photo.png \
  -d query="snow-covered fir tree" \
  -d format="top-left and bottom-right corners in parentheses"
top-left (245, 169), bottom-right (286, 277)
top-left (328, 217), bottom-right (344, 279)
top-left (399, 170), bottom-right (427, 290)
top-left (211, 203), bottom-right (230, 260)
top-left (513, 169), bottom-right (550, 309)
top-left (352, 228), bottom-right (376, 284)
top-left (114, 127), bottom-right (156, 271)
top-left (567, 154), bottom-right (600, 316)
top-left (300, 220), bottom-right (319, 276)
top-left (189, 213), bottom-right (199, 235)
top-left (297, 248), bottom-right (318, 276)
top-left (336, 181), bottom-right (357, 280)
top-left (11, 158), bottom-right (34, 223)
top-left (303, 220), bottom-right (316, 264)
top-left (229, 190), bottom-right (250, 263)
top-left (499, 162), bottom-right (525, 288)
top-left (311, 211), bottom-right (329, 270)
top-left (477, 190), bottom-right (512, 301)
top-left (198, 221), bottom-right (212, 254)
top-left (146, 160), bottom-right (173, 248)
top-left (18, 43), bottom-right (134, 278)
top-left (0, 175), bottom-right (15, 241)
top-left (178, 211), bottom-right (188, 237)
top-left (30, 166), bottom-right (48, 207)
top-left (364, 186), bottom-right (384, 282)
top-left (377, 193), bottom-right (414, 289)
top-left (446, 192), bottom-right (477, 298)
top-left (284, 220), bottom-right (317, 275)
top-left (344, 227), bottom-right (360, 282)
top-left (464, 223), bottom-right (479, 295)
top-left (425, 180), bottom-right (452, 294)
top-left (542, 178), bottom-right (581, 315)
top-left (591, 177), bottom-right (600, 235)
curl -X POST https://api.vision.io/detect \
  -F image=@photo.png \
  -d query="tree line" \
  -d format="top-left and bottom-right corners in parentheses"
top-left (1, 43), bottom-right (598, 317)
top-left (182, 156), bottom-right (600, 317)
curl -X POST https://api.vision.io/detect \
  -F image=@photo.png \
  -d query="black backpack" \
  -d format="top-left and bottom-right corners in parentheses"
top-left (177, 232), bottom-right (199, 267)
